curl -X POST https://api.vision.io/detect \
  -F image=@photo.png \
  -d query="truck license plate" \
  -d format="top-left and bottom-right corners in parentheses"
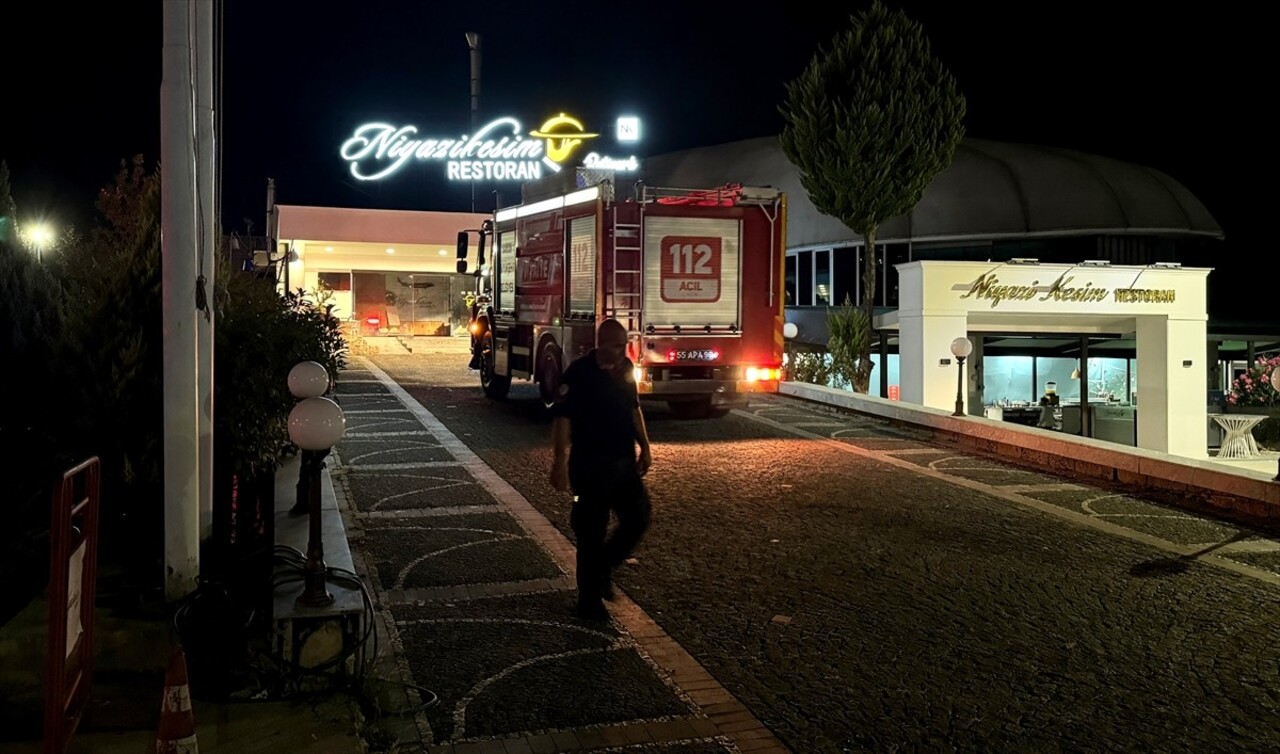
top-left (675, 349), bottom-right (718, 361)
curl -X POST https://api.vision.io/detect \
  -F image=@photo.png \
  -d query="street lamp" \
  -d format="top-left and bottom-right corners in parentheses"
top-left (782, 322), bottom-right (798, 380)
top-left (287, 361), bottom-right (344, 608)
top-left (27, 223), bottom-right (53, 263)
top-left (950, 336), bottom-right (973, 417)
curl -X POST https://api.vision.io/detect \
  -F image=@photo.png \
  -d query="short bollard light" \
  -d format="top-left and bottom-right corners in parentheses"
top-left (950, 337), bottom-right (973, 417)
top-left (287, 364), bottom-right (344, 609)
top-left (1272, 367), bottom-right (1280, 483)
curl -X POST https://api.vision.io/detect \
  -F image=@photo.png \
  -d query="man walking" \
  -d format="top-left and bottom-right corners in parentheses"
top-left (550, 319), bottom-right (653, 621)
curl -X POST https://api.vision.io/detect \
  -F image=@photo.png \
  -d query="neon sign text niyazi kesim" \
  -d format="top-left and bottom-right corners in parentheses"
top-left (339, 113), bottom-right (641, 182)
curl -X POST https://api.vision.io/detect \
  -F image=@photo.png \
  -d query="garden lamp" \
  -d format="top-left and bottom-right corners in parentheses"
top-left (287, 363), bottom-right (345, 608)
top-left (950, 337), bottom-right (973, 417)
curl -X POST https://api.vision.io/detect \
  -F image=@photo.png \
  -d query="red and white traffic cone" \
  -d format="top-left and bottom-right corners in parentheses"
top-left (156, 645), bottom-right (198, 753)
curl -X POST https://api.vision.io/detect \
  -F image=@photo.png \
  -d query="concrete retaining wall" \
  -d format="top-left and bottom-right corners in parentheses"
top-left (779, 382), bottom-right (1280, 525)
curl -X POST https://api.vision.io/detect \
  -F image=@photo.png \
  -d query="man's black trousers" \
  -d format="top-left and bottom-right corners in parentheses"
top-left (569, 456), bottom-right (651, 605)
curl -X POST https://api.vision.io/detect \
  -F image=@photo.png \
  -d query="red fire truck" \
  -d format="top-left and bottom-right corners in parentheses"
top-left (458, 175), bottom-right (786, 418)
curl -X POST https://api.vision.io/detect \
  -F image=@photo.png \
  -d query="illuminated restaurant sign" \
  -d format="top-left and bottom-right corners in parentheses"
top-left (339, 113), bottom-right (641, 182)
top-left (958, 273), bottom-right (1176, 308)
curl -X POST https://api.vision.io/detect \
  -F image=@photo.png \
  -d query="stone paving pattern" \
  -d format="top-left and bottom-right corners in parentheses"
top-left (364, 345), bottom-right (1280, 753)
top-left (331, 364), bottom-right (752, 753)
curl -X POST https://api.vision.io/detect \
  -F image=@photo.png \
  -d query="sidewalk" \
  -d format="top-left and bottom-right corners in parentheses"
top-left (331, 355), bottom-right (790, 753)
top-left (0, 467), bottom-right (371, 753)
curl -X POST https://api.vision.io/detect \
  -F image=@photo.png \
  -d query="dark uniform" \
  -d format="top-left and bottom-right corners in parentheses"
top-left (552, 350), bottom-right (652, 609)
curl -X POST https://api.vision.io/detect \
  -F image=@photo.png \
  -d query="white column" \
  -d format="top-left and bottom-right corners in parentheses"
top-left (161, 0), bottom-right (200, 600)
top-left (195, 0), bottom-right (216, 543)
top-left (899, 313), bottom-right (969, 411)
top-left (1135, 316), bottom-right (1208, 458)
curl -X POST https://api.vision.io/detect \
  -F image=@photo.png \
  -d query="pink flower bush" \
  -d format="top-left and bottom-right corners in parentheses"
top-left (1227, 356), bottom-right (1280, 407)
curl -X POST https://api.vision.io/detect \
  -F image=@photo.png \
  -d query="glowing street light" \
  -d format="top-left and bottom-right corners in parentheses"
top-left (26, 223), bottom-right (54, 262)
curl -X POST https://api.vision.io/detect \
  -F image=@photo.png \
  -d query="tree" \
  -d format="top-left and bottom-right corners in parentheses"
top-left (780, 1), bottom-right (965, 392)
top-left (0, 161), bottom-right (18, 249)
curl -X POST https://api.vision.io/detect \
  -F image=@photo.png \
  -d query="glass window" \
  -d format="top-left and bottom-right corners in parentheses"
top-left (317, 272), bottom-right (351, 291)
top-left (983, 356), bottom-right (1034, 404)
top-left (797, 251), bottom-right (812, 306)
top-left (1085, 357), bottom-right (1129, 403)
top-left (815, 250), bottom-right (831, 306)
top-left (784, 254), bottom-right (797, 306)
top-left (867, 353), bottom-right (901, 398)
top-left (832, 247), bottom-right (855, 307)
top-left (1128, 359), bottom-right (1138, 404)
top-left (1035, 357), bottom-right (1081, 402)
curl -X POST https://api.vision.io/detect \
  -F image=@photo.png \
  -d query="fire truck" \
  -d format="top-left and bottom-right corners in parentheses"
top-left (457, 174), bottom-right (786, 418)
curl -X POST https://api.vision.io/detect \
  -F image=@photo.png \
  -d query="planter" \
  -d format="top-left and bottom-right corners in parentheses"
top-left (1222, 404), bottom-right (1280, 416)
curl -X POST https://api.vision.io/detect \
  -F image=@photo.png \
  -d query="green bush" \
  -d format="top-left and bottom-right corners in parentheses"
top-left (0, 244), bottom-right (75, 623)
top-left (790, 351), bottom-right (834, 386)
top-left (826, 296), bottom-right (870, 391)
top-left (215, 274), bottom-right (348, 480)
top-left (55, 159), bottom-right (165, 570)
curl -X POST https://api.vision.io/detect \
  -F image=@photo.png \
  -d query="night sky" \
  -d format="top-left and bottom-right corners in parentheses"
top-left (1, 2), bottom-right (1265, 322)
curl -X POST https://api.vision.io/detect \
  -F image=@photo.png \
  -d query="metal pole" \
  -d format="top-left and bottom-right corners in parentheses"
top-left (953, 356), bottom-right (966, 416)
top-left (296, 449), bottom-right (334, 608)
top-left (466, 32), bottom-right (481, 213)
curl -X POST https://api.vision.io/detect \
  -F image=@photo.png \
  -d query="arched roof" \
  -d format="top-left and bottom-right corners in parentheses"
top-left (640, 137), bottom-right (1222, 248)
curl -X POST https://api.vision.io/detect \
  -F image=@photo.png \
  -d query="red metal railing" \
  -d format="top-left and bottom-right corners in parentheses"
top-left (43, 457), bottom-right (101, 754)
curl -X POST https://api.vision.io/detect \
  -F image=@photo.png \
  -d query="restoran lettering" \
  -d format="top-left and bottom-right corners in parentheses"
top-left (1114, 288), bottom-right (1176, 303)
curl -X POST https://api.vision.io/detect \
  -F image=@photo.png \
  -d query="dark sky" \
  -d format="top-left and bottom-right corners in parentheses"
top-left (0, 2), bottom-right (1264, 321)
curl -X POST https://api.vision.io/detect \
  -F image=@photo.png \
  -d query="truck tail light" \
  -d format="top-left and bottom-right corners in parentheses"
top-left (744, 367), bottom-right (780, 382)
top-left (365, 315), bottom-right (381, 327)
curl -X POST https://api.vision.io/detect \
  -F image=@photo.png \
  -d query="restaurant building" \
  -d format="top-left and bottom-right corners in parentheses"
top-left (641, 136), bottom-right (1276, 459)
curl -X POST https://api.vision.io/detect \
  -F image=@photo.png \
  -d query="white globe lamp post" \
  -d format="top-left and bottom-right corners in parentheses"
top-left (287, 362), bottom-right (344, 608)
top-left (950, 337), bottom-right (974, 417)
top-left (782, 322), bottom-right (799, 381)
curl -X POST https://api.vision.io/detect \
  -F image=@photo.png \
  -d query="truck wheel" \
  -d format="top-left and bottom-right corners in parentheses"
top-left (479, 332), bottom-right (511, 400)
top-left (538, 344), bottom-right (563, 410)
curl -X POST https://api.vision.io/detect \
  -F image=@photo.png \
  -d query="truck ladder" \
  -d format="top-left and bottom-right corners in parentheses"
top-left (607, 216), bottom-right (643, 337)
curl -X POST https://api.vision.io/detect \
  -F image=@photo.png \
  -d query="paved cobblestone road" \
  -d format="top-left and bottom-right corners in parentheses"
top-left (357, 339), bottom-right (1280, 753)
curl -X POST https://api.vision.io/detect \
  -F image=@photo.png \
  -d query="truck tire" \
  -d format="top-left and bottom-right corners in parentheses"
top-left (479, 332), bottom-right (511, 400)
top-left (538, 344), bottom-right (563, 410)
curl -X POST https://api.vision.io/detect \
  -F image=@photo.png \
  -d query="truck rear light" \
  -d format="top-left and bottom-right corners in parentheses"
top-left (365, 316), bottom-right (381, 326)
top-left (745, 367), bottom-right (780, 382)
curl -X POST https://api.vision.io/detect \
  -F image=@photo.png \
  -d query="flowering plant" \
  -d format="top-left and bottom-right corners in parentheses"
top-left (1226, 356), bottom-right (1280, 406)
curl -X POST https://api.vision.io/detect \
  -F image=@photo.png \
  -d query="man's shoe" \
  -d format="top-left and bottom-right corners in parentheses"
top-left (575, 600), bottom-right (610, 622)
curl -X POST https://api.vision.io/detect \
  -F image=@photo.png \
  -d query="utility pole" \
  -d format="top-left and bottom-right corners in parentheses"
top-left (161, 0), bottom-right (200, 601)
top-left (195, 0), bottom-right (216, 546)
top-left (466, 32), bottom-right (481, 213)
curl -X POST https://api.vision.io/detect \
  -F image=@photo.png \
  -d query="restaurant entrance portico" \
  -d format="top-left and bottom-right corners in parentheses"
top-left (878, 261), bottom-right (1211, 459)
